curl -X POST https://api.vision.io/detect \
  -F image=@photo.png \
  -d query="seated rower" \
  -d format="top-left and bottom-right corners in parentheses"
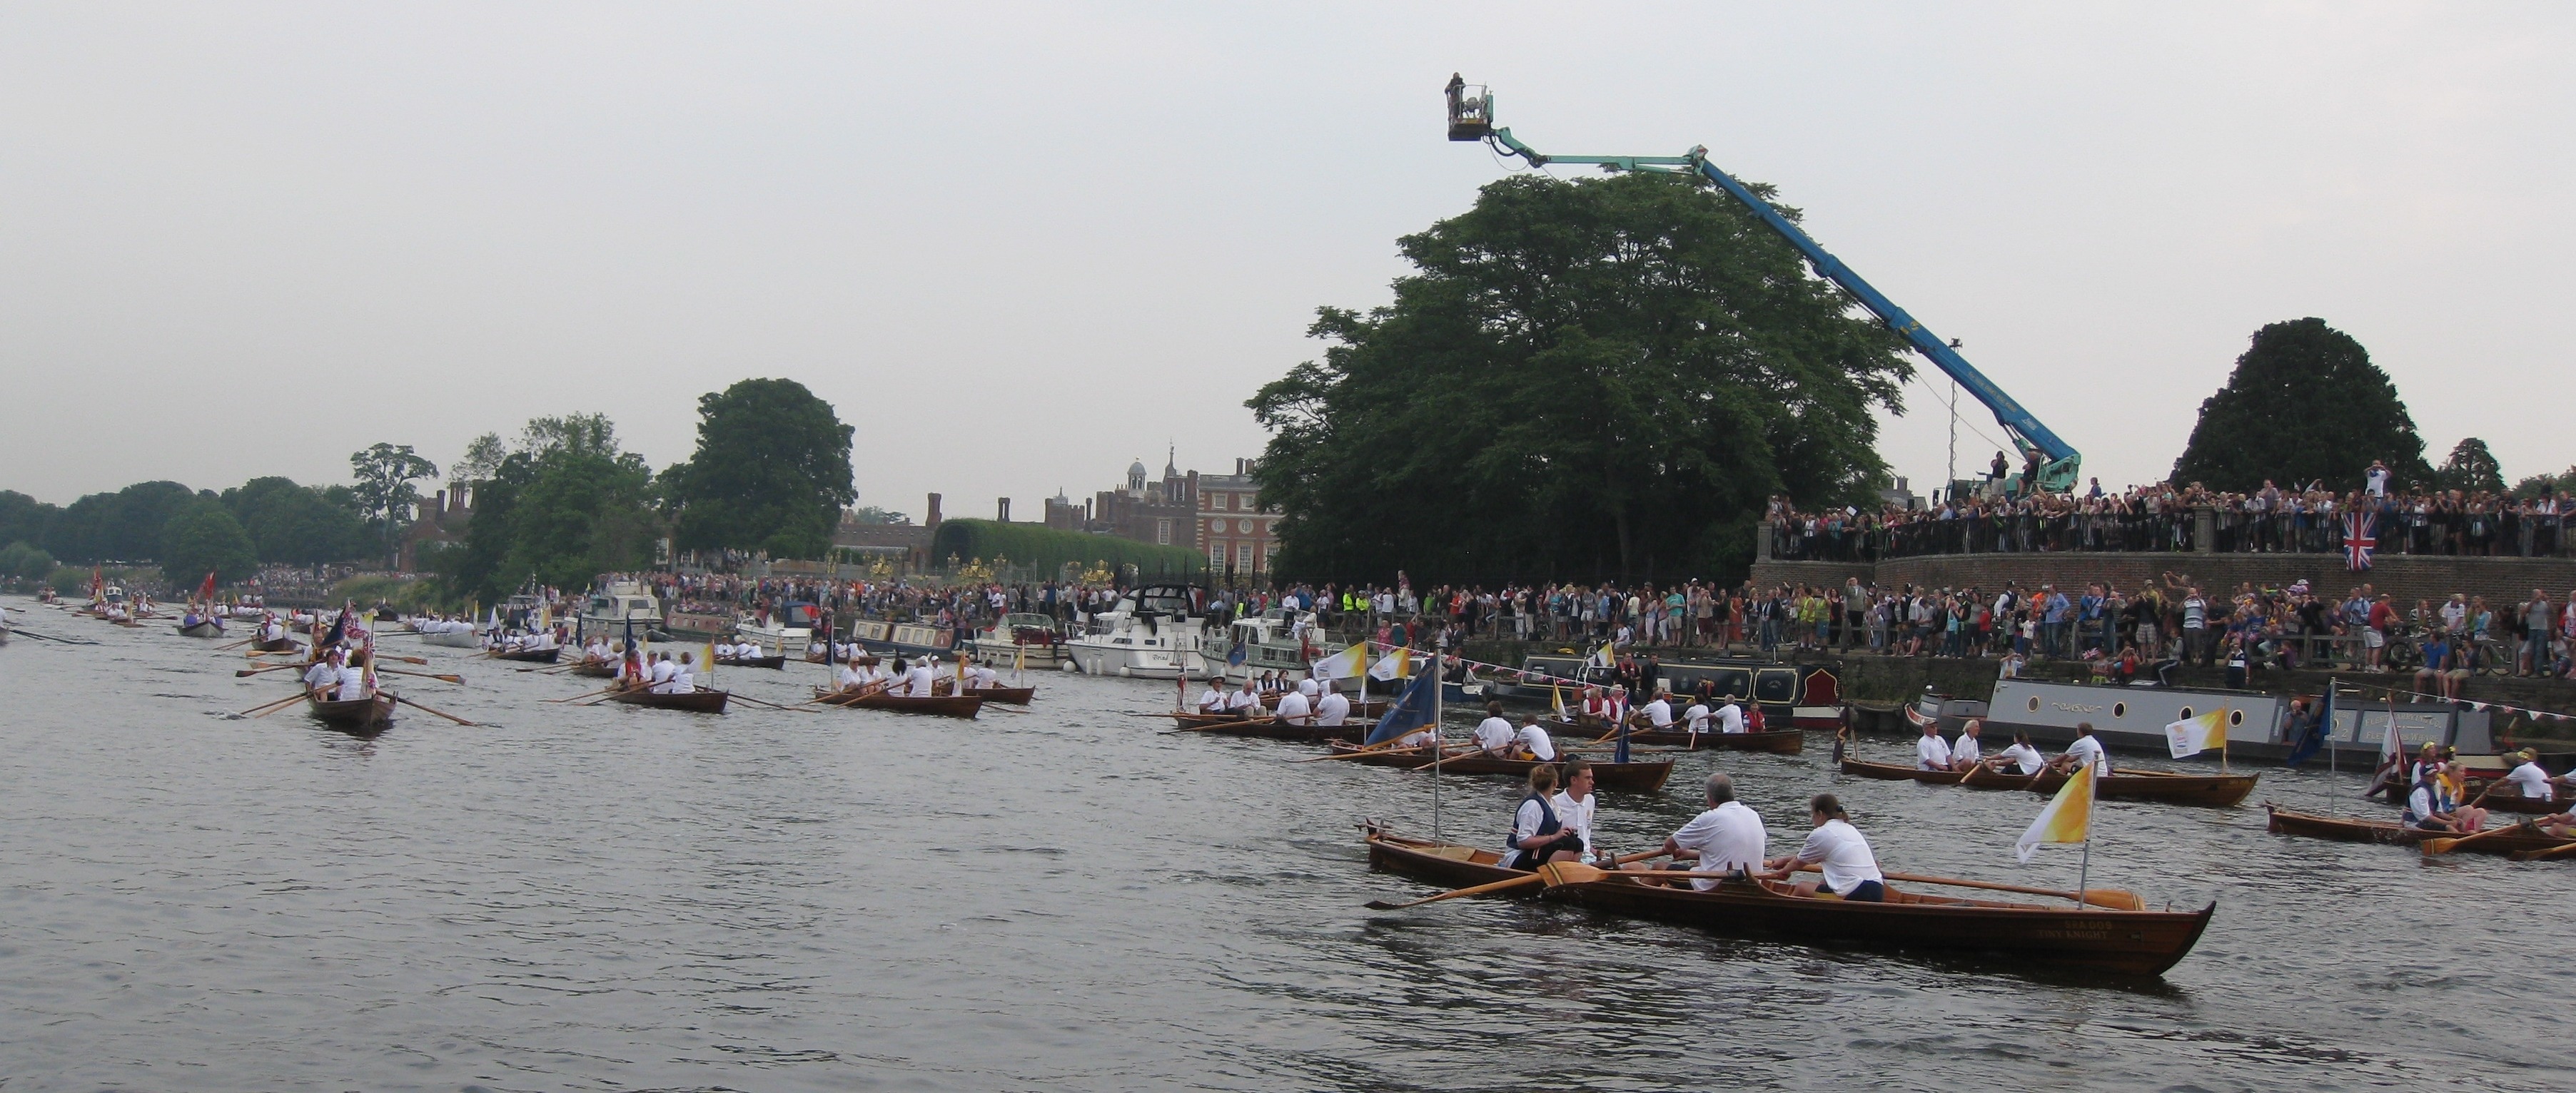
top-left (2499, 748), bottom-right (2557, 804)
top-left (1647, 773), bottom-right (1766, 888)
top-left (1224, 678), bottom-right (1263, 718)
top-left (1916, 720), bottom-right (1954, 772)
top-left (1578, 685), bottom-right (1617, 726)
top-left (901, 656), bottom-right (937, 698)
top-left (1274, 684), bottom-right (1313, 725)
top-left (2048, 722), bottom-right (2111, 777)
top-left (1682, 696), bottom-right (1712, 735)
top-left (1196, 681), bottom-right (1228, 715)
top-left (1717, 698), bottom-right (1747, 735)
top-left (968, 661), bottom-right (999, 691)
top-left (1550, 758), bottom-right (1601, 863)
top-left (1313, 681), bottom-right (1350, 728)
top-left (835, 656), bottom-right (877, 693)
top-left (1502, 764), bottom-right (1585, 870)
top-left (1515, 712), bottom-right (1557, 762)
top-left (1949, 719), bottom-right (1984, 773)
top-left (2442, 761), bottom-right (2490, 832)
top-left (1987, 732), bottom-right (2047, 776)
top-left (660, 651), bottom-right (697, 694)
top-left (1641, 690), bottom-right (1675, 730)
top-left (2404, 766), bottom-right (2468, 833)
top-left (1470, 702), bottom-right (1517, 758)
top-left (1758, 794), bottom-right (1886, 902)
top-left (648, 652), bottom-right (677, 693)
top-left (303, 649), bottom-right (345, 701)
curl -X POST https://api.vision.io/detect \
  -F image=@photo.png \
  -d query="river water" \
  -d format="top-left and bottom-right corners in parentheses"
top-left (2, 594), bottom-right (2570, 1091)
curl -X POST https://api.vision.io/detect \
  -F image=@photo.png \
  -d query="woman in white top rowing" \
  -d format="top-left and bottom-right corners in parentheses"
top-left (1758, 793), bottom-right (1886, 902)
top-left (1502, 764), bottom-right (1586, 870)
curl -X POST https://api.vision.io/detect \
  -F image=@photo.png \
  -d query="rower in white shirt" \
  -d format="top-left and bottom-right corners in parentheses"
top-left (1642, 691), bottom-right (1675, 729)
top-left (1274, 686), bottom-right (1313, 724)
top-left (1948, 719), bottom-right (1984, 772)
top-left (1915, 721), bottom-right (1954, 771)
top-left (1224, 679), bottom-right (1263, 716)
top-left (648, 654), bottom-right (678, 693)
top-left (1295, 674), bottom-right (1320, 701)
top-left (1651, 773), bottom-right (1767, 890)
top-left (1683, 699), bottom-right (1713, 735)
top-left (968, 662), bottom-right (999, 690)
top-left (1717, 699), bottom-right (1747, 734)
top-left (2050, 722), bottom-right (2112, 777)
top-left (334, 657), bottom-right (370, 702)
top-left (1987, 732), bottom-right (2048, 776)
top-left (1314, 682), bottom-right (1350, 727)
top-left (1515, 713), bottom-right (1557, 761)
top-left (2499, 748), bottom-right (2556, 803)
top-left (303, 651), bottom-right (343, 700)
top-left (1549, 759), bottom-right (1600, 863)
top-left (1196, 683), bottom-right (1228, 714)
top-left (1759, 793), bottom-right (1886, 902)
top-left (836, 659), bottom-right (875, 692)
top-left (902, 657), bottom-right (937, 698)
top-left (662, 652), bottom-right (696, 694)
top-left (1471, 703), bottom-right (1517, 757)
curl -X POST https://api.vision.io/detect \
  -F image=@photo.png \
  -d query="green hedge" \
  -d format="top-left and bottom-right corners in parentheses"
top-left (927, 519), bottom-right (1206, 580)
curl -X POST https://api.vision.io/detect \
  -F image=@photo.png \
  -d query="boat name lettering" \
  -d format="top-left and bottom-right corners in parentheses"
top-left (2049, 701), bottom-right (2103, 715)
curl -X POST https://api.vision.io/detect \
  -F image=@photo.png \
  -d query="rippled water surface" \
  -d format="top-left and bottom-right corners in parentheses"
top-left (4, 596), bottom-right (2572, 1090)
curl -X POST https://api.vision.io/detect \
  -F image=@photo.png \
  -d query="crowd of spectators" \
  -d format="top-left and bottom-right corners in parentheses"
top-left (1769, 477), bottom-right (2571, 562)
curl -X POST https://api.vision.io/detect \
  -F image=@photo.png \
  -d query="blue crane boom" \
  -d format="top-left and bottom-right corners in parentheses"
top-left (1442, 78), bottom-right (2079, 494)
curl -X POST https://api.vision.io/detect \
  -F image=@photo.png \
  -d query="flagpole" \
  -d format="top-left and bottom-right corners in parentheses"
top-left (1430, 646), bottom-right (1445, 844)
top-left (2076, 838), bottom-right (2091, 912)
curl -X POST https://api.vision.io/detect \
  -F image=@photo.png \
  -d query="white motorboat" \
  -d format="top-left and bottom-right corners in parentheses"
top-left (965, 611), bottom-right (1070, 668)
top-left (1205, 607), bottom-right (1342, 686)
top-left (734, 600), bottom-right (822, 649)
top-left (577, 581), bottom-right (666, 641)
top-left (1064, 584), bottom-right (1216, 680)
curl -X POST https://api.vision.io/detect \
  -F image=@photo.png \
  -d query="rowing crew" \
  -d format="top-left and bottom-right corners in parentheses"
top-left (828, 654), bottom-right (942, 698)
top-left (300, 648), bottom-right (374, 703)
top-left (488, 627), bottom-right (564, 653)
top-left (1914, 718), bottom-right (2111, 777)
top-left (614, 651), bottom-right (702, 694)
top-left (712, 639), bottom-right (769, 663)
top-left (1500, 765), bottom-right (1889, 902)
top-left (1195, 677), bottom-right (1353, 726)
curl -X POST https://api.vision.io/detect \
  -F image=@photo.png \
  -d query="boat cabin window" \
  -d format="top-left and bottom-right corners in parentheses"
top-left (1752, 669), bottom-right (1794, 703)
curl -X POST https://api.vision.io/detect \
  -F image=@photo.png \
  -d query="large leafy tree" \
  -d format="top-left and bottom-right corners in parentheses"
top-left (2434, 437), bottom-right (2505, 494)
top-left (443, 417), bottom-right (661, 599)
top-left (1248, 171), bottom-right (1910, 584)
top-left (0, 490), bottom-right (59, 551)
top-left (220, 477), bottom-right (372, 565)
top-left (160, 500), bottom-right (258, 587)
top-left (350, 444), bottom-right (440, 567)
top-left (2170, 318), bottom-right (2431, 493)
top-left (41, 481), bottom-right (194, 563)
top-left (666, 379), bottom-right (855, 559)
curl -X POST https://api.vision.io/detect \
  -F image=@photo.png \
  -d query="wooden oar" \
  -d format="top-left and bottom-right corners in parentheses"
top-left (395, 694), bottom-right (478, 726)
top-left (373, 667), bottom-right (465, 684)
top-left (258, 693), bottom-right (313, 718)
top-left (1365, 850), bottom-right (1665, 910)
top-left (216, 636), bottom-right (255, 651)
top-left (235, 664), bottom-right (299, 677)
top-left (2507, 840), bottom-right (2576, 863)
top-left (1795, 864), bottom-right (2142, 910)
top-left (2421, 820), bottom-right (2537, 856)
top-left (229, 693), bottom-right (305, 718)
top-left (724, 693), bottom-right (810, 713)
top-left (1295, 736), bottom-right (1435, 762)
top-left (547, 687), bottom-right (616, 704)
top-left (800, 682), bottom-right (889, 707)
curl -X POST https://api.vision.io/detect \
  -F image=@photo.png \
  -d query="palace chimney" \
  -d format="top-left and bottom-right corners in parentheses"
top-left (926, 493), bottom-right (943, 531)
top-left (997, 497), bottom-right (1011, 522)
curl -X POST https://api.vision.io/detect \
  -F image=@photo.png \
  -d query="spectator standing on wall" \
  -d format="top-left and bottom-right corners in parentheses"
top-left (2365, 459), bottom-right (2390, 498)
top-left (2522, 589), bottom-right (2555, 678)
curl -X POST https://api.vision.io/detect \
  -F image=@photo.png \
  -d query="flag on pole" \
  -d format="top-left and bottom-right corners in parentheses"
top-left (2344, 512), bottom-right (2377, 571)
top-left (196, 571), bottom-right (217, 604)
top-left (2163, 709), bottom-right (2229, 758)
top-left (1368, 646), bottom-right (1414, 682)
top-left (2016, 763), bottom-right (2096, 864)
top-left (1364, 666), bottom-right (1440, 746)
top-left (1550, 682), bottom-right (1566, 717)
top-left (1310, 643), bottom-right (1365, 680)
top-left (1591, 641), bottom-right (1615, 670)
top-left (704, 641), bottom-right (718, 684)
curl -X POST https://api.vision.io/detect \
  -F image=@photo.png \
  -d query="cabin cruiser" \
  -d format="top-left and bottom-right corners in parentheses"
top-left (966, 611), bottom-right (1069, 668)
top-left (1204, 607), bottom-right (1343, 686)
top-left (1064, 584), bottom-right (1215, 680)
top-left (735, 600), bottom-right (821, 650)
top-left (579, 581), bottom-right (667, 641)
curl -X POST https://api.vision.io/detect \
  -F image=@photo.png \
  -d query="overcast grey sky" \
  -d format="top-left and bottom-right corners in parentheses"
top-left (5, 2), bottom-right (2570, 516)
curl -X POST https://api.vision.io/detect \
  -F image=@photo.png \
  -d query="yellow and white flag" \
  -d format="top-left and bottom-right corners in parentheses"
top-left (704, 641), bottom-right (718, 681)
top-left (2016, 763), bottom-right (2094, 864)
top-left (1310, 643), bottom-right (1365, 680)
top-left (2163, 709), bottom-right (2228, 759)
top-left (1591, 641), bottom-right (1615, 669)
top-left (1551, 682), bottom-right (1567, 716)
top-left (1368, 646), bottom-right (1413, 682)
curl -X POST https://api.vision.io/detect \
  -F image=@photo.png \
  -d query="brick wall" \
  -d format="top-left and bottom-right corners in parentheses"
top-left (1753, 552), bottom-right (2576, 611)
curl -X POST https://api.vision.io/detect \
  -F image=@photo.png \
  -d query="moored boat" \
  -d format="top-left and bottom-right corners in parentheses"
top-left (1323, 741), bottom-right (1674, 792)
top-left (607, 688), bottom-right (729, 713)
top-left (2265, 804), bottom-right (2575, 856)
top-left (809, 687), bottom-right (982, 718)
top-left (306, 691), bottom-right (397, 731)
top-left (1840, 757), bottom-right (2258, 808)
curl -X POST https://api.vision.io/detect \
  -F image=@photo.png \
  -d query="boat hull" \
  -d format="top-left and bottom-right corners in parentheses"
top-left (491, 647), bottom-right (560, 664)
top-left (1552, 718), bottom-right (1802, 753)
top-left (608, 688), bottom-right (729, 713)
top-left (713, 655), bottom-right (787, 670)
top-left (1325, 743), bottom-right (1674, 792)
top-left (419, 629), bottom-right (482, 649)
top-left (306, 691), bottom-right (396, 731)
top-left (1841, 758), bottom-right (2258, 808)
top-left (1164, 712), bottom-right (1347, 742)
top-left (809, 688), bottom-right (982, 718)
top-left (176, 621), bottom-right (226, 639)
top-left (2266, 804), bottom-right (2575, 856)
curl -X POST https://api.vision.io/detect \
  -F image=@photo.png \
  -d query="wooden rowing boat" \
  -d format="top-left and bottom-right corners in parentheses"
top-left (176, 620), bottom-right (226, 639)
top-left (1552, 718), bottom-right (1802, 753)
top-left (926, 679), bottom-right (1036, 704)
top-left (809, 687), bottom-right (982, 718)
top-left (1163, 711), bottom-right (1346, 742)
top-left (1325, 742), bottom-right (1674, 792)
top-left (568, 661), bottom-right (617, 678)
top-left (2422, 783), bottom-right (2568, 816)
top-left (1839, 758), bottom-right (2258, 808)
top-left (251, 636), bottom-right (304, 654)
top-left (714, 654), bottom-right (787, 670)
top-left (607, 688), bottom-right (729, 713)
top-left (306, 691), bottom-right (396, 731)
top-left (492, 647), bottom-right (560, 664)
top-left (1365, 832), bottom-right (2211, 976)
top-left (2264, 804), bottom-right (2574, 856)
top-left (1262, 693), bottom-right (1391, 718)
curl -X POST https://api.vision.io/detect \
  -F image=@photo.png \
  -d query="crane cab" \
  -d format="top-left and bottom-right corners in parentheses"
top-left (1445, 76), bottom-right (1492, 141)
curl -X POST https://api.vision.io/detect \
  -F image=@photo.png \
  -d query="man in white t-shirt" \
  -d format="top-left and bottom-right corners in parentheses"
top-left (1196, 683), bottom-right (1228, 714)
top-left (1471, 703), bottom-right (1517, 757)
top-left (1915, 721), bottom-right (1954, 771)
top-left (1224, 679), bottom-right (1263, 716)
top-left (1683, 698), bottom-right (1713, 735)
top-left (1948, 720), bottom-right (1984, 772)
top-left (1274, 686), bottom-right (1313, 724)
top-left (1760, 794), bottom-right (1885, 901)
top-left (2051, 722), bottom-right (2111, 776)
top-left (1296, 673), bottom-right (1321, 701)
top-left (1642, 691), bottom-right (1675, 729)
top-left (2500, 748), bottom-right (2555, 803)
top-left (1515, 713), bottom-right (1557, 762)
top-left (1717, 699), bottom-right (1747, 735)
top-left (1550, 761), bottom-right (1600, 862)
top-left (647, 654), bottom-right (678, 693)
top-left (901, 658), bottom-right (936, 698)
top-left (1315, 682), bottom-right (1350, 727)
top-left (1653, 773), bottom-right (1766, 890)
top-left (2365, 459), bottom-right (2390, 497)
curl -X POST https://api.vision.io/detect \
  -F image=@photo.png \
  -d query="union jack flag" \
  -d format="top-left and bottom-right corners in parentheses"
top-left (2344, 512), bottom-right (2377, 571)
